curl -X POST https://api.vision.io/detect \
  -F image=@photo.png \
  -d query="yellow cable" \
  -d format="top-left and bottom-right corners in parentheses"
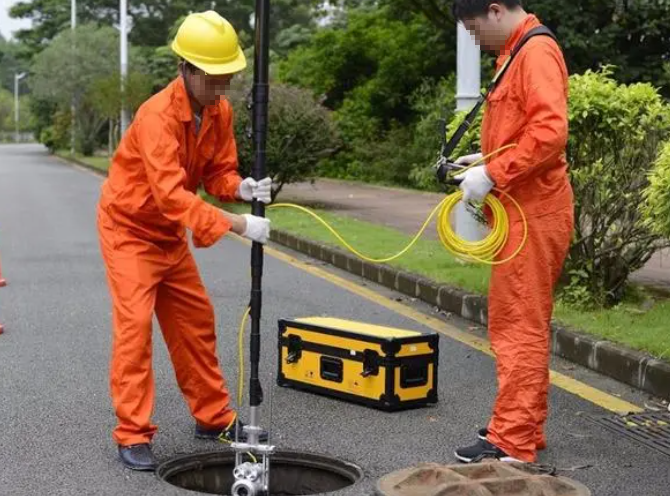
top-left (238, 307), bottom-right (251, 406)
top-left (267, 145), bottom-right (526, 266)
top-left (233, 307), bottom-right (259, 464)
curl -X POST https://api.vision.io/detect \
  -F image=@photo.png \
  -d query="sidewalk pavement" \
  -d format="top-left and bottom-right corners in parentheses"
top-left (278, 179), bottom-right (670, 291)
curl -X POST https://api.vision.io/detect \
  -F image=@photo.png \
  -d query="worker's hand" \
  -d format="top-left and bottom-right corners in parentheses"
top-left (454, 165), bottom-right (495, 203)
top-left (241, 214), bottom-right (271, 244)
top-left (454, 152), bottom-right (484, 167)
top-left (238, 177), bottom-right (273, 204)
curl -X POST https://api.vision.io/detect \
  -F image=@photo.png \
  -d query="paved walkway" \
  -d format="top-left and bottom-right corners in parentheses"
top-left (280, 179), bottom-right (670, 290)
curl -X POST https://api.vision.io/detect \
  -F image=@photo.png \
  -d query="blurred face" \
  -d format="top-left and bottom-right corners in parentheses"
top-left (460, 3), bottom-right (510, 54)
top-left (182, 63), bottom-right (234, 107)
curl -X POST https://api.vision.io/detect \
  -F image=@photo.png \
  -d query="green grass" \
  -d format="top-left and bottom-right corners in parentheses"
top-left (56, 152), bottom-right (111, 172)
top-left (60, 153), bottom-right (670, 360)
top-left (554, 299), bottom-right (670, 359)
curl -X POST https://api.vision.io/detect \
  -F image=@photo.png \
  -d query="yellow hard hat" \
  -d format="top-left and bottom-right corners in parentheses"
top-left (171, 11), bottom-right (247, 75)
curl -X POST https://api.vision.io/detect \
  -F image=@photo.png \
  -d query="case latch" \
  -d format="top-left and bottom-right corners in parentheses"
top-left (361, 349), bottom-right (380, 378)
top-left (285, 335), bottom-right (303, 364)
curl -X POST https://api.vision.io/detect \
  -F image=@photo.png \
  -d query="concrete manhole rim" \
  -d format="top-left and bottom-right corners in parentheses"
top-left (156, 448), bottom-right (366, 496)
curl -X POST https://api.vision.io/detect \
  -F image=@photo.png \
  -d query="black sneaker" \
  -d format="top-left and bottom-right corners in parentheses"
top-left (195, 419), bottom-right (268, 443)
top-left (118, 443), bottom-right (158, 471)
top-left (455, 439), bottom-right (520, 464)
top-left (479, 427), bottom-right (547, 450)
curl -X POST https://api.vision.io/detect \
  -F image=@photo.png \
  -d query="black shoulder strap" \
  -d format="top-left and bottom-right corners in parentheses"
top-left (440, 26), bottom-right (557, 161)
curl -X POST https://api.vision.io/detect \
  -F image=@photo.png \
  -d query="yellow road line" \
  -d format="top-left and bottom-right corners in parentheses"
top-left (260, 241), bottom-right (642, 414)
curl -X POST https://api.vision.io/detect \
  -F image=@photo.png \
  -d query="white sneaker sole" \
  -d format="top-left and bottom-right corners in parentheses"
top-left (454, 451), bottom-right (522, 464)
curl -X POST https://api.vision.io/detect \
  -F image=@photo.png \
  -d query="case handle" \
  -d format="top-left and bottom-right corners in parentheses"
top-left (320, 356), bottom-right (344, 383)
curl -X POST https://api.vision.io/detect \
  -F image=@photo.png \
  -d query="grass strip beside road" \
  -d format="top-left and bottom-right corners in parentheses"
top-left (64, 152), bottom-right (670, 361)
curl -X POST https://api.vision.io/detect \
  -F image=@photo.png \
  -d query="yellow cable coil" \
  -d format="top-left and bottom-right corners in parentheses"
top-left (268, 145), bottom-right (526, 265)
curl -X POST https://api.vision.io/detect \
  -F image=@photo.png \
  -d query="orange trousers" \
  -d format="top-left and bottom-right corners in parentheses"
top-left (97, 207), bottom-right (236, 446)
top-left (486, 205), bottom-right (573, 462)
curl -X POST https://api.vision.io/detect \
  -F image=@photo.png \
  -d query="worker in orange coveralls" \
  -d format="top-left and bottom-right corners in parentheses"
top-left (451, 0), bottom-right (574, 464)
top-left (97, 11), bottom-right (272, 471)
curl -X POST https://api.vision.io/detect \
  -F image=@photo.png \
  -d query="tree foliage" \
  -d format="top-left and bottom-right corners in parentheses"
top-left (10, 0), bottom-right (321, 57)
top-left (30, 24), bottom-right (150, 154)
top-left (279, 6), bottom-right (455, 184)
top-left (0, 36), bottom-right (30, 94)
top-left (382, 0), bottom-right (670, 92)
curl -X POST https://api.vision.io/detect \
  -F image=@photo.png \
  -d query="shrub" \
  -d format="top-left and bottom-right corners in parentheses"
top-left (441, 67), bottom-right (670, 306)
top-left (227, 76), bottom-right (340, 199)
top-left (643, 142), bottom-right (670, 237)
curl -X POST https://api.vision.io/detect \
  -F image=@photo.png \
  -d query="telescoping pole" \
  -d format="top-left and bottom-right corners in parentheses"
top-left (248, 0), bottom-right (270, 442)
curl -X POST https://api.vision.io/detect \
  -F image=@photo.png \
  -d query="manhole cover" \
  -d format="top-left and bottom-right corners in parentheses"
top-left (376, 462), bottom-right (591, 496)
top-left (157, 450), bottom-right (363, 495)
top-left (586, 411), bottom-right (670, 457)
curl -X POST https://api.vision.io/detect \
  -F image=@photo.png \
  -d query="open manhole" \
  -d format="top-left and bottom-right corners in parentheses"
top-left (157, 450), bottom-right (363, 496)
top-left (376, 462), bottom-right (591, 496)
top-left (586, 411), bottom-right (670, 457)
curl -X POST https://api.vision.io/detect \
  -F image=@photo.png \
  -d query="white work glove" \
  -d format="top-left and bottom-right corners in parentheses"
top-left (238, 177), bottom-right (273, 204)
top-left (241, 214), bottom-right (271, 244)
top-left (454, 165), bottom-right (495, 203)
top-left (454, 152), bottom-right (484, 167)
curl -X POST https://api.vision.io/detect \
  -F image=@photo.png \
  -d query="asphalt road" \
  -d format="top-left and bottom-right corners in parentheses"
top-left (1, 144), bottom-right (669, 496)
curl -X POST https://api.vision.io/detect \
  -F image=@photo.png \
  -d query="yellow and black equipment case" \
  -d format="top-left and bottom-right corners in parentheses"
top-left (277, 317), bottom-right (439, 411)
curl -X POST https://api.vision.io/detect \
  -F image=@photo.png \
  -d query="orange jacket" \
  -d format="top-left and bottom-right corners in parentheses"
top-left (483, 15), bottom-right (573, 219)
top-left (99, 77), bottom-right (242, 247)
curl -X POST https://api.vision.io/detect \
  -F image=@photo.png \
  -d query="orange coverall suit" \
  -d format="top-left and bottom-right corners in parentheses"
top-left (97, 76), bottom-right (242, 446)
top-left (482, 15), bottom-right (574, 462)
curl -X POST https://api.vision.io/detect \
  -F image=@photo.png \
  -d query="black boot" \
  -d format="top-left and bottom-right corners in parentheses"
top-left (118, 443), bottom-right (158, 471)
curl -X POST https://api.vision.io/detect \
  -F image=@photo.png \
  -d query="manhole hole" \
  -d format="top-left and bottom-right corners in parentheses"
top-left (376, 462), bottom-right (591, 496)
top-left (157, 450), bottom-right (363, 496)
top-left (586, 411), bottom-right (670, 457)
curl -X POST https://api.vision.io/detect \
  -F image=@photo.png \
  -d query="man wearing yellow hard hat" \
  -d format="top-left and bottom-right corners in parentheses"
top-left (97, 11), bottom-right (272, 471)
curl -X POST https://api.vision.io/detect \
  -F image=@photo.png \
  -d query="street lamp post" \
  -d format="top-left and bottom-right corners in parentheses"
top-left (456, 22), bottom-right (481, 111)
top-left (14, 72), bottom-right (27, 143)
top-left (71, 0), bottom-right (77, 155)
top-left (454, 23), bottom-right (487, 243)
top-left (120, 0), bottom-right (129, 135)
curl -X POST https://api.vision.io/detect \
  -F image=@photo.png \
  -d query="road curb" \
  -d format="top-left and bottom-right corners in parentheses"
top-left (54, 154), bottom-right (670, 402)
top-left (269, 229), bottom-right (670, 402)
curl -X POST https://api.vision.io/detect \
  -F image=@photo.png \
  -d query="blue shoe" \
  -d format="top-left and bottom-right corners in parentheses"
top-left (118, 443), bottom-right (157, 471)
top-left (195, 419), bottom-right (268, 443)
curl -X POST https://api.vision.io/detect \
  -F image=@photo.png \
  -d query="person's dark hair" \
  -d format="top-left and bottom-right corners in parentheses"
top-left (179, 59), bottom-right (199, 74)
top-left (452, 0), bottom-right (522, 19)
